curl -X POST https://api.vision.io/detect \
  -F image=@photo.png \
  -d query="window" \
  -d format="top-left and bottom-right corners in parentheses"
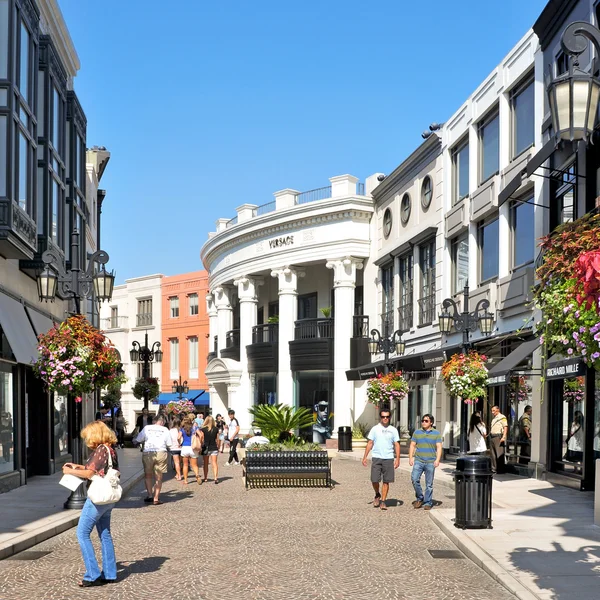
top-left (511, 79), bottom-right (534, 157)
top-left (170, 339), bottom-right (179, 378)
top-left (421, 176), bottom-right (433, 210)
top-left (0, 1), bottom-right (8, 80)
top-left (51, 179), bottom-right (59, 243)
top-left (110, 306), bottom-right (118, 329)
top-left (17, 129), bottom-right (29, 212)
top-left (452, 233), bottom-right (469, 294)
top-left (511, 199), bottom-right (535, 268)
top-left (381, 263), bottom-right (394, 332)
top-left (452, 140), bottom-right (469, 205)
top-left (398, 254), bottom-right (413, 331)
top-left (136, 362), bottom-right (153, 379)
top-left (383, 208), bottom-right (392, 239)
top-left (188, 293), bottom-right (199, 316)
top-left (479, 218), bottom-right (499, 282)
top-left (550, 162), bottom-right (576, 229)
top-left (19, 22), bottom-right (30, 103)
top-left (189, 336), bottom-right (198, 378)
top-left (298, 293), bottom-right (317, 320)
top-left (556, 52), bottom-right (569, 76)
top-left (268, 301), bottom-right (279, 319)
top-left (400, 193), bottom-right (411, 225)
top-left (479, 112), bottom-right (499, 183)
top-left (170, 296), bottom-right (179, 318)
top-left (418, 240), bottom-right (436, 325)
top-left (137, 299), bottom-right (153, 327)
top-left (52, 87), bottom-right (61, 152)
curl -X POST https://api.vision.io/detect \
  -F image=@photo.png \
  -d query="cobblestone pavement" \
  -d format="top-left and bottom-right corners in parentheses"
top-left (0, 458), bottom-right (515, 600)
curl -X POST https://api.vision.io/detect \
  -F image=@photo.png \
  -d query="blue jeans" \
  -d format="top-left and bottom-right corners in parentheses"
top-left (76, 498), bottom-right (117, 582)
top-left (411, 460), bottom-right (435, 506)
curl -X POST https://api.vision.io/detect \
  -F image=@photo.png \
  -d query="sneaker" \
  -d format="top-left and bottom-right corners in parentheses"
top-left (225, 461), bottom-right (231, 467)
top-left (412, 500), bottom-right (423, 509)
top-left (234, 460), bottom-right (240, 465)
top-left (423, 505), bottom-right (432, 511)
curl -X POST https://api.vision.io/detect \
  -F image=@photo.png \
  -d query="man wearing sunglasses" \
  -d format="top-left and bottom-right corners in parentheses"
top-left (362, 409), bottom-right (400, 511)
top-left (409, 414), bottom-right (443, 511)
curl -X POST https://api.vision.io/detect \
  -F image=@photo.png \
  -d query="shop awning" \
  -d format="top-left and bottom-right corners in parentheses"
top-left (395, 349), bottom-right (447, 371)
top-left (487, 338), bottom-right (541, 386)
top-left (545, 355), bottom-right (586, 380)
top-left (25, 306), bottom-right (55, 337)
top-left (345, 361), bottom-right (386, 381)
top-left (0, 292), bottom-right (39, 364)
top-left (154, 390), bottom-right (207, 405)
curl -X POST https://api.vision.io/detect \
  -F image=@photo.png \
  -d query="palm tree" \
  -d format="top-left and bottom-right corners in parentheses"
top-left (248, 404), bottom-right (314, 442)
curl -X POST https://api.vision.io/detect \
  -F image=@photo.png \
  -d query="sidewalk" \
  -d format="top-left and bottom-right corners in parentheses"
top-left (0, 448), bottom-right (144, 560)
top-left (338, 450), bottom-right (600, 600)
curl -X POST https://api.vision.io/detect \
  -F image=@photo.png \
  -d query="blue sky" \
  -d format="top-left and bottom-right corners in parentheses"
top-left (59, 0), bottom-right (548, 284)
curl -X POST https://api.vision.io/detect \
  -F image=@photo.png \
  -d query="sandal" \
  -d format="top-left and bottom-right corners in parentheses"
top-left (203, 478), bottom-right (208, 483)
top-left (214, 479), bottom-right (218, 484)
top-left (153, 500), bottom-right (163, 505)
top-left (373, 493), bottom-right (381, 508)
top-left (380, 501), bottom-right (388, 511)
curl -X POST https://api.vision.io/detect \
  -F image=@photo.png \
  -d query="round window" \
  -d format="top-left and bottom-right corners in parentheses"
top-left (400, 193), bottom-right (411, 225)
top-left (383, 208), bottom-right (392, 239)
top-left (421, 176), bottom-right (433, 210)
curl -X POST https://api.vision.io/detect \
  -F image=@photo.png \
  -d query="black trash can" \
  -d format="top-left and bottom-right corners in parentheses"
top-left (338, 426), bottom-right (352, 452)
top-left (453, 455), bottom-right (493, 529)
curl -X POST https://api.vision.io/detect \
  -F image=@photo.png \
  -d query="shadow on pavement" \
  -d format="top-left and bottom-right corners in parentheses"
top-left (116, 556), bottom-right (169, 581)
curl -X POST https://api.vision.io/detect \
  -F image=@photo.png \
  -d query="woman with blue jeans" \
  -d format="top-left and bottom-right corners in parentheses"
top-left (62, 420), bottom-right (119, 587)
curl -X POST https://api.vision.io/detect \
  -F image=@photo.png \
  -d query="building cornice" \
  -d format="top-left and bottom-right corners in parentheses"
top-left (533, 0), bottom-right (578, 51)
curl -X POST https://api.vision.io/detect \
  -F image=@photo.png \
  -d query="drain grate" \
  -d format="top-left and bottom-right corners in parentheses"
top-left (7, 550), bottom-right (52, 561)
top-left (428, 549), bottom-right (464, 559)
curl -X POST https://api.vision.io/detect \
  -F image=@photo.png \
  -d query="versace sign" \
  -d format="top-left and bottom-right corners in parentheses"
top-left (269, 235), bottom-right (294, 249)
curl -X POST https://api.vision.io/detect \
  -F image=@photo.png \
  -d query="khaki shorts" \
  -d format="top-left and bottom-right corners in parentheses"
top-left (142, 451), bottom-right (168, 475)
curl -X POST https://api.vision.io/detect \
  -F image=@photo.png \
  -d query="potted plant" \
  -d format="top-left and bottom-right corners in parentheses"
top-left (267, 315), bottom-right (279, 324)
top-left (248, 403), bottom-right (314, 442)
top-left (318, 307), bottom-right (333, 337)
top-left (441, 351), bottom-right (488, 404)
top-left (351, 421), bottom-right (370, 449)
top-left (366, 371), bottom-right (409, 406)
top-left (132, 377), bottom-right (160, 401)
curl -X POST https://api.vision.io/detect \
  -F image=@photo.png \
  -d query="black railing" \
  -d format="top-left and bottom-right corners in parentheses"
top-left (136, 312), bottom-right (152, 327)
top-left (254, 201), bottom-right (276, 217)
top-left (225, 329), bottom-right (240, 348)
top-left (252, 323), bottom-right (279, 343)
top-left (397, 302), bottom-right (413, 332)
top-left (352, 315), bottom-right (369, 338)
top-left (418, 293), bottom-right (436, 326)
top-left (295, 186), bottom-right (332, 205)
top-left (294, 318), bottom-right (334, 339)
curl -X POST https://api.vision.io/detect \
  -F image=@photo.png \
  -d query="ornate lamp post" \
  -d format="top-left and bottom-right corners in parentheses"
top-left (172, 375), bottom-right (189, 400)
top-left (130, 332), bottom-right (163, 410)
top-left (36, 228), bottom-right (115, 510)
top-left (438, 285), bottom-right (495, 454)
top-left (368, 320), bottom-right (405, 409)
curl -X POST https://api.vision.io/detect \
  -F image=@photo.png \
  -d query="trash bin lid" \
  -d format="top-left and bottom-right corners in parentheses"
top-left (338, 426), bottom-right (352, 433)
top-left (455, 455), bottom-right (492, 475)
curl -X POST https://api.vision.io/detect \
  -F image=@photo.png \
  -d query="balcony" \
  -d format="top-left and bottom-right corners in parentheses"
top-left (0, 200), bottom-right (37, 259)
top-left (351, 316), bottom-right (370, 369)
top-left (290, 319), bottom-right (334, 371)
top-left (136, 312), bottom-right (153, 327)
top-left (294, 318), bottom-right (334, 339)
top-left (207, 335), bottom-right (218, 362)
top-left (247, 324), bottom-right (278, 373)
top-left (100, 316), bottom-right (128, 331)
top-left (397, 301), bottom-right (413, 332)
top-left (418, 293), bottom-right (435, 326)
top-left (220, 329), bottom-right (240, 362)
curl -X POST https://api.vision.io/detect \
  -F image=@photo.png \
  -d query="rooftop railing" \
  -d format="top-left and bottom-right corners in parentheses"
top-left (295, 186), bottom-right (332, 205)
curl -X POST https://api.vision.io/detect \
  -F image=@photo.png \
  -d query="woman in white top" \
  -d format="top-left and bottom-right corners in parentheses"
top-left (468, 411), bottom-right (487, 454)
top-left (566, 411), bottom-right (584, 463)
top-left (169, 417), bottom-right (182, 480)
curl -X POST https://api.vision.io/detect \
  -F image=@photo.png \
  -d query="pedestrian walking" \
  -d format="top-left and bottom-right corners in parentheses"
top-left (216, 414), bottom-right (226, 453)
top-left (200, 416), bottom-right (220, 484)
top-left (468, 411), bottom-right (487, 454)
top-left (180, 415), bottom-right (202, 484)
top-left (169, 416), bottom-right (182, 480)
top-left (225, 409), bottom-right (240, 466)
top-left (409, 414), bottom-right (442, 511)
top-left (518, 405), bottom-right (532, 464)
top-left (194, 412), bottom-right (205, 428)
top-left (115, 409), bottom-right (126, 449)
top-left (134, 414), bottom-right (172, 504)
top-left (135, 407), bottom-right (153, 431)
top-left (62, 421), bottom-right (119, 587)
top-left (362, 408), bottom-right (400, 511)
top-left (490, 405), bottom-right (508, 474)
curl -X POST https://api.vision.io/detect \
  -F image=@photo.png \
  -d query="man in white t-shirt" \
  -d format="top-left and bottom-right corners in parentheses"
top-left (225, 409), bottom-right (240, 466)
top-left (362, 408), bottom-right (400, 511)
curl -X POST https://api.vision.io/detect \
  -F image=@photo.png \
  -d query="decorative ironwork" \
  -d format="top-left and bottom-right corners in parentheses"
top-left (252, 323), bottom-right (279, 343)
top-left (352, 315), bottom-right (369, 338)
top-left (295, 186), bottom-right (332, 205)
top-left (294, 318), bottom-right (334, 339)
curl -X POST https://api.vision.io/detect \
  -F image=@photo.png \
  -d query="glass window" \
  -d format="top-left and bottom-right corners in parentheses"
top-left (511, 199), bottom-right (534, 268)
top-left (452, 233), bottom-right (469, 294)
top-left (52, 87), bottom-right (60, 151)
top-left (479, 218), bottom-right (499, 282)
top-left (480, 113), bottom-right (499, 183)
top-left (381, 263), bottom-right (394, 331)
top-left (0, 1), bottom-right (8, 79)
top-left (294, 370), bottom-right (334, 443)
top-left (452, 140), bottom-right (469, 205)
top-left (170, 339), bottom-right (179, 377)
top-left (170, 297), bottom-right (179, 318)
top-left (188, 293), bottom-right (199, 316)
top-left (137, 299), bottom-right (153, 326)
top-left (398, 254), bottom-right (413, 331)
top-left (110, 306), bottom-right (118, 328)
top-left (53, 395), bottom-right (68, 458)
top-left (551, 163), bottom-right (576, 228)
top-left (0, 369), bottom-right (14, 473)
top-left (188, 337), bottom-right (198, 374)
top-left (253, 373), bottom-right (277, 406)
top-left (0, 115), bottom-right (6, 196)
top-left (421, 176), bottom-right (433, 209)
top-left (400, 193), bottom-right (411, 224)
top-left (419, 240), bottom-right (436, 325)
top-left (51, 179), bottom-right (59, 243)
top-left (36, 167), bottom-right (43, 233)
top-left (18, 129), bottom-right (28, 211)
top-left (19, 22), bottom-right (29, 103)
top-left (512, 80), bottom-right (534, 157)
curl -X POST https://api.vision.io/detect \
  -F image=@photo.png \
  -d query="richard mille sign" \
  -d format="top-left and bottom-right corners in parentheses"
top-left (269, 235), bottom-right (294, 250)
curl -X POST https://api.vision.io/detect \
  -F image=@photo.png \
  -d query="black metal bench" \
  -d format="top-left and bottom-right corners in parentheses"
top-left (244, 450), bottom-right (332, 489)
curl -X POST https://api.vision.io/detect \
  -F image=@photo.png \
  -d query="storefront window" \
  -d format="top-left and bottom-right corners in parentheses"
top-left (53, 394), bottom-right (68, 457)
top-left (406, 382), bottom-right (435, 437)
top-left (0, 369), bottom-right (14, 473)
top-left (294, 371), bottom-right (333, 443)
top-left (253, 373), bottom-right (277, 406)
top-left (505, 376), bottom-right (533, 466)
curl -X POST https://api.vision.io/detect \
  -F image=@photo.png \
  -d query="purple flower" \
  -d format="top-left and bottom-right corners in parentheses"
top-left (563, 339), bottom-right (569, 345)
top-left (563, 306), bottom-right (570, 314)
top-left (573, 332), bottom-right (579, 340)
top-left (539, 336), bottom-right (545, 344)
top-left (580, 326), bottom-right (586, 333)
top-left (595, 333), bottom-right (600, 342)
top-left (592, 352), bottom-right (600, 360)
top-left (567, 348), bottom-right (574, 355)
top-left (575, 311), bottom-right (581, 318)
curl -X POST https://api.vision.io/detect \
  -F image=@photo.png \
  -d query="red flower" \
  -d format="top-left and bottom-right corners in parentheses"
top-left (575, 250), bottom-right (600, 312)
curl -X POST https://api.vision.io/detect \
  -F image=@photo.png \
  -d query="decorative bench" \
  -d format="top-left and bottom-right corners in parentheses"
top-left (244, 450), bottom-right (332, 489)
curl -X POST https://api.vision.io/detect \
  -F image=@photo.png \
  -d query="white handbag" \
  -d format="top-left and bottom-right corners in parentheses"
top-left (88, 445), bottom-right (122, 505)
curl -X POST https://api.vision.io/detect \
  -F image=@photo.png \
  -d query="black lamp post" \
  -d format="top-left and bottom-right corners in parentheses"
top-left (36, 228), bottom-right (115, 510)
top-left (130, 332), bottom-right (163, 410)
top-left (172, 376), bottom-right (189, 400)
top-left (438, 285), bottom-right (495, 454)
top-left (368, 320), bottom-right (405, 409)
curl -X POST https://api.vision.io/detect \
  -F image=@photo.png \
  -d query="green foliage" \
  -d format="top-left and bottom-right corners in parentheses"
top-left (245, 441), bottom-right (322, 452)
top-left (248, 403), bottom-right (315, 442)
top-left (267, 315), bottom-right (279, 324)
top-left (320, 306), bottom-right (332, 318)
top-left (132, 377), bottom-right (160, 400)
top-left (352, 421), bottom-right (369, 439)
top-left (101, 382), bottom-right (122, 410)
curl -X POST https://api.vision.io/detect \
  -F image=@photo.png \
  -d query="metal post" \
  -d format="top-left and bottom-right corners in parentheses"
top-left (459, 286), bottom-right (471, 455)
top-left (142, 332), bottom-right (150, 411)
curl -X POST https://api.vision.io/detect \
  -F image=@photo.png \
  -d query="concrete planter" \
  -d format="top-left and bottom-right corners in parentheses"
top-left (352, 438), bottom-right (368, 450)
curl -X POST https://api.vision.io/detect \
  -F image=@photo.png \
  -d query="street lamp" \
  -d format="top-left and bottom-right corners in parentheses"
top-left (438, 285), bottom-right (495, 454)
top-left (172, 376), bottom-right (189, 400)
top-left (130, 331), bottom-right (162, 410)
top-left (368, 319), bottom-right (405, 408)
top-left (547, 21), bottom-right (600, 143)
top-left (36, 228), bottom-right (115, 510)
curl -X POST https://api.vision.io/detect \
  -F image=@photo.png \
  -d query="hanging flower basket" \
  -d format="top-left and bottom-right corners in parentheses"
top-left (32, 314), bottom-right (125, 397)
top-left (441, 351), bottom-right (488, 404)
top-left (508, 375), bottom-right (532, 403)
top-left (132, 377), bottom-right (160, 400)
top-left (366, 371), bottom-right (409, 406)
top-left (563, 376), bottom-right (585, 404)
top-left (165, 399), bottom-right (195, 415)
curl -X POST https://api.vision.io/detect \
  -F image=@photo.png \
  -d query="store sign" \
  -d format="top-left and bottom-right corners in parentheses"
top-left (422, 352), bottom-right (445, 368)
top-left (545, 358), bottom-right (585, 380)
top-left (358, 367), bottom-right (378, 379)
top-left (269, 235), bottom-right (294, 250)
top-left (488, 374), bottom-right (508, 387)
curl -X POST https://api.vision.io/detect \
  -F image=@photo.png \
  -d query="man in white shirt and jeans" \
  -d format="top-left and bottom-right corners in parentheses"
top-left (225, 409), bottom-right (240, 466)
top-left (135, 415), bottom-right (172, 505)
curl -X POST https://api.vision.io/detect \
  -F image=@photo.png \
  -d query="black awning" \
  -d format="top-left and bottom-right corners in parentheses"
top-left (545, 355), bottom-right (586, 380)
top-left (345, 361), bottom-right (386, 381)
top-left (396, 350), bottom-right (446, 371)
top-left (0, 292), bottom-right (39, 364)
top-left (25, 306), bottom-right (55, 337)
top-left (487, 338), bottom-right (541, 386)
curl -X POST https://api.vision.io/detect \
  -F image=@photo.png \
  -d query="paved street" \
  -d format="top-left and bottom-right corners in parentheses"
top-left (0, 458), bottom-right (515, 600)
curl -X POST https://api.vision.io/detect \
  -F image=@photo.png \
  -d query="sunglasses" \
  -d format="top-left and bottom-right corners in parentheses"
top-left (421, 419), bottom-right (430, 423)
top-left (380, 415), bottom-right (391, 419)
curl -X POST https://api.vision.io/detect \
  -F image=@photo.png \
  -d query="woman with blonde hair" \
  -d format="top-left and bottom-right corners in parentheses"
top-left (62, 420), bottom-right (119, 587)
top-left (180, 414), bottom-right (202, 484)
top-left (200, 415), bottom-right (220, 484)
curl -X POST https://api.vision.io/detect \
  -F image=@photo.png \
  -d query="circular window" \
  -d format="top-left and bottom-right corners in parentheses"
top-left (421, 176), bottom-right (433, 210)
top-left (400, 193), bottom-right (411, 225)
top-left (383, 208), bottom-right (392, 239)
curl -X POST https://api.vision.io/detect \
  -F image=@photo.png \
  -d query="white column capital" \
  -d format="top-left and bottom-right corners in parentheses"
top-left (214, 285), bottom-right (234, 309)
top-left (206, 292), bottom-right (217, 317)
top-left (271, 266), bottom-right (305, 295)
top-left (234, 276), bottom-right (264, 303)
top-left (326, 257), bottom-right (363, 288)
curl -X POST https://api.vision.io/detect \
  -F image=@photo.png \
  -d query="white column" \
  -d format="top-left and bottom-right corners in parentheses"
top-left (271, 266), bottom-right (305, 405)
top-left (208, 385), bottom-right (227, 419)
top-left (326, 257), bottom-right (363, 429)
top-left (206, 292), bottom-right (218, 359)
top-left (234, 276), bottom-right (264, 418)
top-left (214, 285), bottom-right (234, 359)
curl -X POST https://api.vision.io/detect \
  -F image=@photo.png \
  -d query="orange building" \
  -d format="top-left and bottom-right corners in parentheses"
top-left (160, 271), bottom-right (210, 409)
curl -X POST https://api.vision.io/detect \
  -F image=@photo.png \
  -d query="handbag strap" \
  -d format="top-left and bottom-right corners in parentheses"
top-left (102, 444), bottom-right (114, 469)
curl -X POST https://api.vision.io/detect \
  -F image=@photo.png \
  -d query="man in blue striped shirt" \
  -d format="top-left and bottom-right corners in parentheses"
top-left (409, 414), bottom-right (443, 511)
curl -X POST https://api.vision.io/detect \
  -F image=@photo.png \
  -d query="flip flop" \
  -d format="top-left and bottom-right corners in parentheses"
top-left (380, 501), bottom-right (388, 511)
top-left (373, 494), bottom-right (381, 508)
top-left (153, 500), bottom-right (163, 505)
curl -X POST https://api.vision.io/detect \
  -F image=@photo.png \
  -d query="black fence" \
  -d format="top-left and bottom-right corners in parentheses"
top-left (252, 323), bottom-right (279, 343)
top-left (294, 318), bottom-right (334, 339)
